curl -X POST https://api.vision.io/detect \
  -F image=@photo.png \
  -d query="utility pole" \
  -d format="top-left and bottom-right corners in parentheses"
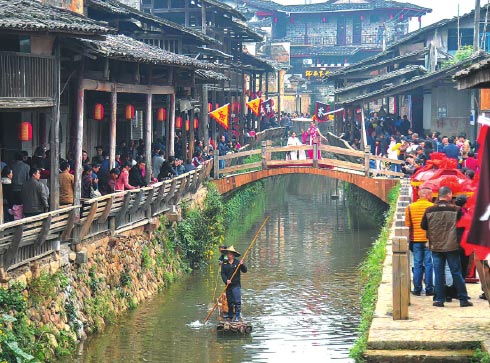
top-left (471, 0), bottom-right (481, 142)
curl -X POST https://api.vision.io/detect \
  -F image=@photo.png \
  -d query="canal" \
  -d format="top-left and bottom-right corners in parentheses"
top-left (77, 175), bottom-right (382, 362)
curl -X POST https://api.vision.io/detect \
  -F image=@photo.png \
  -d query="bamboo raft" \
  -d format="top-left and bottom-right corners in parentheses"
top-left (217, 319), bottom-right (253, 334)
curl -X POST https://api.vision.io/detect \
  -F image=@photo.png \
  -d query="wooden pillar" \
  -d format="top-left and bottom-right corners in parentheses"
top-left (265, 71), bottom-right (269, 99)
top-left (109, 83), bottom-right (117, 169)
top-left (259, 72), bottom-right (263, 92)
top-left (145, 93), bottom-right (152, 183)
top-left (0, 168), bottom-right (3, 223)
top-left (211, 90), bottom-right (217, 144)
top-left (181, 112), bottom-right (187, 160)
top-left (201, 1), bottom-right (207, 35)
top-left (201, 84), bottom-right (209, 146)
top-left (49, 41), bottom-right (61, 211)
top-left (189, 108), bottom-right (195, 162)
top-left (74, 63), bottom-right (85, 208)
top-left (169, 92), bottom-right (176, 157)
top-left (277, 70), bottom-right (281, 116)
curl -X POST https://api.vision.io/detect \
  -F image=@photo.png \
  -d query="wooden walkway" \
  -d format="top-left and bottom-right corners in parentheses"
top-left (0, 163), bottom-right (211, 279)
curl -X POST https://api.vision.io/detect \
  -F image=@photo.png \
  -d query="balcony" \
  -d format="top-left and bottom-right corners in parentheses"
top-left (0, 52), bottom-right (55, 108)
top-left (288, 33), bottom-right (395, 47)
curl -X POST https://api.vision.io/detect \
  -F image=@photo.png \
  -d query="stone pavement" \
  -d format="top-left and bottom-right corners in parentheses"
top-left (365, 182), bottom-right (490, 362)
top-left (369, 235), bottom-right (490, 351)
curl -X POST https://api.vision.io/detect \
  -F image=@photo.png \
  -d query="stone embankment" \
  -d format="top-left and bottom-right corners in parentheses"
top-left (365, 179), bottom-right (490, 363)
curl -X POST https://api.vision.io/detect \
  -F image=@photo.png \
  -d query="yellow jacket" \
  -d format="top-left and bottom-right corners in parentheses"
top-left (405, 199), bottom-right (433, 242)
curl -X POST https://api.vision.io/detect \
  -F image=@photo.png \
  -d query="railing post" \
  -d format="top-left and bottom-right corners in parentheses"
top-left (313, 143), bottom-right (319, 168)
top-left (392, 235), bottom-right (409, 320)
top-left (364, 146), bottom-right (371, 177)
top-left (213, 148), bottom-right (220, 179)
top-left (261, 141), bottom-right (268, 170)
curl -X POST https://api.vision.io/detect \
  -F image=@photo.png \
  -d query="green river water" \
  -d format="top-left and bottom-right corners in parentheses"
top-left (76, 175), bottom-right (381, 363)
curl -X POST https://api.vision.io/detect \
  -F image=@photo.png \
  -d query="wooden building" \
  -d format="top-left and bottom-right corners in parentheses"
top-left (328, 4), bottom-right (490, 137)
top-left (0, 0), bottom-right (113, 216)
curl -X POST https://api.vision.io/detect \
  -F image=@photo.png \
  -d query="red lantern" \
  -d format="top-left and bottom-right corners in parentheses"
top-left (185, 119), bottom-right (190, 131)
top-left (157, 107), bottom-right (167, 122)
top-left (125, 104), bottom-right (135, 120)
top-left (232, 101), bottom-right (241, 114)
top-left (208, 102), bottom-right (213, 112)
top-left (215, 103), bottom-right (220, 110)
top-left (273, 17), bottom-right (278, 24)
top-left (19, 122), bottom-right (32, 142)
top-left (389, 14), bottom-right (394, 20)
top-left (94, 103), bottom-right (104, 120)
top-left (175, 116), bottom-right (183, 129)
top-left (290, 17), bottom-right (294, 23)
top-left (360, 15), bottom-right (365, 21)
top-left (322, 16), bottom-right (326, 23)
top-left (193, 117), bottom-right (199, 129)
top-left (399, 14), bottom-right (404, 20)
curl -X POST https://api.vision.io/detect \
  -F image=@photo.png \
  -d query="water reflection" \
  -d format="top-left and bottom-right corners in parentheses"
top-left (77, 175), bottom-right (380, 363)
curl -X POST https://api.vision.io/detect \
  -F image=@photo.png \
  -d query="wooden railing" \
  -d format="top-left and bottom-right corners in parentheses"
top-left (214, 141), bottom-right (405, 179)
top-left (0, 52), bottom-right (55, 98)
top-left (0, 163), bottom-right (211, 277)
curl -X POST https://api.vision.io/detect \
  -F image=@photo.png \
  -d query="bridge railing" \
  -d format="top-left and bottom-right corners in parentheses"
top-left (0, 162), bottom-right (213, 278)
top-left (214, 141), bottom-right (405, 178)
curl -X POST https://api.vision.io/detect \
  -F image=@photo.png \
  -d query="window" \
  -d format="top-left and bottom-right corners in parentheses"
top-left (448, 28), bottom-right (473, 51)
top-left (154, 0), bottom-right (167, 8)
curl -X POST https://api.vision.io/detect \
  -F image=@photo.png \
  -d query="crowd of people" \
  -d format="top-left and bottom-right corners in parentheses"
top-left (1, 130), bottom-right (252, 222)
top-left (341, 111), bottom-right (478, 177)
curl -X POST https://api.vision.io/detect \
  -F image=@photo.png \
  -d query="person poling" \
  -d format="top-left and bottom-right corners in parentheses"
top-left (221, 246), bottom-right (246, 322)
top-left (203, 216), bottom-right (270, 325)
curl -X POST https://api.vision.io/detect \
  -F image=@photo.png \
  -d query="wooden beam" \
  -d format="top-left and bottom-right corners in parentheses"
top-left (61, 208), bottom-right (76, 241)
top-left (0, 98), bottom-right (54, 109)
top-left (98, 196), bottom-right (113, 224)
top-left (81, 79), bottom-right (174, 95)
top-left (80, 200), bottom-right (98, 240)
top-left (36, 215), bottom-right (52, 246)
top-left (116, 193), bottom-right (131, 227)
top-left (3, 225), bottom-right (23, 271)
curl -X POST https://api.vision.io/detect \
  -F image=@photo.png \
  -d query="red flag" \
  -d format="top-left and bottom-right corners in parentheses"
top-left (262, 98), bottom-right (275, 117)
top-left (463, 125), bottom-right (490, 259)
top-left (315, 101), bottom-right (331, 122)
top-left (209, 104), bottom-right (230, 129)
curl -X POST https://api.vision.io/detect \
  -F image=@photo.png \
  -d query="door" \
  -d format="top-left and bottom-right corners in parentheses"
top-left (337, 16), bottom-right (346, 46)
top-left (353, 17), bottom-right (362, 45)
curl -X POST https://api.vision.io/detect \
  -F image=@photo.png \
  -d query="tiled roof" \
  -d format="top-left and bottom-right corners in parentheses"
top-left (88, 0), bottom-right (219, 45)
top-left (335, 65), bottom-right (427, 96)
top-left (291, 46), bottom-right (361, 57)
top-left (339, 52), bottom-right (487, 105)
top-left (81, 34), bottom-right (216, 69)
top-left (239, 0), bottom-right (429, 14)
top-left (196, 69), bottom-right (230, 82)
top-left (203, 0), bottom-right (246, 21)
top-left (454, 57), bottom-right (490, 80)
top-left (0, 0), bottom-right (113, 35)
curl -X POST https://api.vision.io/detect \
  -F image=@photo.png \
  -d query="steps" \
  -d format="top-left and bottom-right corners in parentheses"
top-left (364, 349), bottom-right (475, 363)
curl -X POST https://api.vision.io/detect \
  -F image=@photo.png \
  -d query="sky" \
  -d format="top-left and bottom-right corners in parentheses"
top-left (274, 0), bottom-right (477, 30)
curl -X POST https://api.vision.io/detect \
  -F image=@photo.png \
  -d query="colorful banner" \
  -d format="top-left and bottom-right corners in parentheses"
top-left (314, 101), bottom-right (331, 122)
top-left (464, 124), bottom-right (490, 259)
top-left (209, 103), bottom-right (230, 129)
top-left (246, 98), bottom-right (262, 116)
top-left (262, 99), bottom-right (275, 118)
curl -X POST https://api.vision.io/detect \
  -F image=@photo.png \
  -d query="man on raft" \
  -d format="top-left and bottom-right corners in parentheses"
top-left (221, 246), bottom-right (247, 322)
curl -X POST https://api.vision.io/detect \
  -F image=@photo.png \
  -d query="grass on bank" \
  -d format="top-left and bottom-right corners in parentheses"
top-left (349, 183), bottom-right (401, 362)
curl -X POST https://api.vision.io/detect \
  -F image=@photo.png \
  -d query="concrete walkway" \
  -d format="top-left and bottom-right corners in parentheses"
top-left (366, 181), bottom-right (490, 362)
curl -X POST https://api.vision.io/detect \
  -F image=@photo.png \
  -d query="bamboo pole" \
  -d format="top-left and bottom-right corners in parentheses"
top-left (203, 216), bottom-right (270, 324)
